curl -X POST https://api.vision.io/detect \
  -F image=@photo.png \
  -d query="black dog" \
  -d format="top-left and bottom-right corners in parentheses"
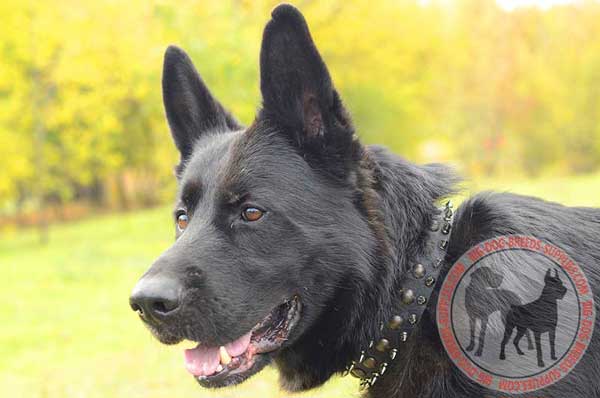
top-left (130, 4), bottom-right (600, 397)
top-left (500, 269), bottom-right (568, 367)
top-left (465, 267), bottom-right (533, 356)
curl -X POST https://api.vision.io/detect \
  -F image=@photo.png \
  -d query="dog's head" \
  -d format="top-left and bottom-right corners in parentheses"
top-left (469, 266), bottom-right (504, 289)
top-left (543, 269), bottom-right (567, 300)
top-left (130, 4), bottom-right (379, 390)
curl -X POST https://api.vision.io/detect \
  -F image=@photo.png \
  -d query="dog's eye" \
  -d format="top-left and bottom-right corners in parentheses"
top-left (242, 207), bottom-right (263, 222)
top-left (176, 211), bottom-right (189, 231)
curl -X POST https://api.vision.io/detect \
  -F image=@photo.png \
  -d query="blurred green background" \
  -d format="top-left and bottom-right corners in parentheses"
top-left (1, 0), bottom-right (600, 397)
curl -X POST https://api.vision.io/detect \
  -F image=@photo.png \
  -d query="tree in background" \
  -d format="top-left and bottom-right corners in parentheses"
top-left (1, 0), bottom-right (599, 224)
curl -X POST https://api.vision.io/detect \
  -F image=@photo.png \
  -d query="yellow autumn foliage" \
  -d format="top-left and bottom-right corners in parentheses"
top-left (1, 0), bottom-right (599, 212)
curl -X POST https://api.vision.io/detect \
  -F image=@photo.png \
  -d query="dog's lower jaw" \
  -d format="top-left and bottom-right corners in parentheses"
top-left (274, 355), bottom-right (334, 392)
top-left (272, 301), bottom-right (381, 392)
top-left (273, 337), bottom-right (358, 393)
top-left (277, 368), bottom-right (323, 392)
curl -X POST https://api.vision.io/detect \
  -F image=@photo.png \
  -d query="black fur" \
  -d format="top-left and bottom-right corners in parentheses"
top-left (162, 46), bottom-right (241, 173)
top-left (132, 4), bottom-right (600, 397)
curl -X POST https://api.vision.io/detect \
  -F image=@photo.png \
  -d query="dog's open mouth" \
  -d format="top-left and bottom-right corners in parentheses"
top-left (184, 296), bottom-right (301, 388)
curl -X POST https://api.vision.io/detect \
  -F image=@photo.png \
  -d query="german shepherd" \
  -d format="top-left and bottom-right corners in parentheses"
top-left (130, 4), bottom-right (600, 397)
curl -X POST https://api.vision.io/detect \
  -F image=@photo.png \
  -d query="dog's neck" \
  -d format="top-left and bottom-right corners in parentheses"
top-left (274, 146), bottom-right (459, 393)
top-left (348, 147), bottom-right (459, 393)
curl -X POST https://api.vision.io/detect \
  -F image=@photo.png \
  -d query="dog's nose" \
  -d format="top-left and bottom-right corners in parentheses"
top-left (129, 276), bottom-right (182, 322)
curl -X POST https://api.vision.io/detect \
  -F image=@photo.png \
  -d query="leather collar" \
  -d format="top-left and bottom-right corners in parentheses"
top-left (344, 201), bottom-right (455, 390)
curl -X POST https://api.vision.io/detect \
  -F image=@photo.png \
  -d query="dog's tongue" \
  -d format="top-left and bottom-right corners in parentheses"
top-left (184, 332), bottom-right (252, 376)
top-left (225, 331), bottom-right (252, 357)
top-left (184, 345), bottom-right (220, 376)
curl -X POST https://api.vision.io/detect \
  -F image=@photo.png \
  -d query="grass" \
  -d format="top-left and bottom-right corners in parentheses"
top-left (1, 172), bottom-right (599, 398)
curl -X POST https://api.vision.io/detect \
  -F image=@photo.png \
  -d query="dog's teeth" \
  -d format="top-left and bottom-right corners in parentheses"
top-left (179, 339), bottom-right (198, 350)
top-left (219, 346), bottom-right (232, 365)
top-left (216, 364), bottom-right (223, 372)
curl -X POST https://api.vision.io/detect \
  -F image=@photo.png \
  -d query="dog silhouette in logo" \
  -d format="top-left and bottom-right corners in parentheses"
top-left (500, 269), bottom-right (567, 367)
top-left (465, 266), bottom-right (533, 356)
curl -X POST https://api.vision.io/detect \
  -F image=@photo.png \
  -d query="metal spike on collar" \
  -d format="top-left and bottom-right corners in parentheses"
top-left (345, 201), bottom-right (454, 390)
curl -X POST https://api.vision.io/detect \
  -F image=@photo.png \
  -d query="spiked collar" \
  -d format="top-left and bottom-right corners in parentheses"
top-left (344, 200), bottom-right (455, 390)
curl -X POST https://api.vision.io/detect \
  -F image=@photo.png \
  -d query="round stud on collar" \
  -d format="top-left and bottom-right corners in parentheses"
top-left (375, 338), bottom-right (390, 352)
top-left (442, 222), bottom-right (451, 235)
top-left (408, 314), bottom-right (417, 324)
top-left (413, 263), bottom-right (426, 278)
top-left (401, 289), bottom-right (415, 304)
top-left (401, 331), bottom-right (408, 342)
top-left (362, 357), bottom-right (377, 369)
top-left (425, 276), bottom-right (435, 287)
top-left (388, 315), bottom-right (404, 330)
top-left (417, 295), bottom-right (427, 305)
top-left (444, 210), bottom-right (453, 221)
top-left (444, 202), bottom-right (453, 220)
top-left (390, 348), bottom-right (398, 360)
top-left (351, 367), bottom-right (367, 379)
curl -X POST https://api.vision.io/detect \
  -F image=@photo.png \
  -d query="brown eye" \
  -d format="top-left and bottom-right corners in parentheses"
top-left (242, 207), bottom-right (263, 222)
top-left (176, 212), bottom-right (189, 231)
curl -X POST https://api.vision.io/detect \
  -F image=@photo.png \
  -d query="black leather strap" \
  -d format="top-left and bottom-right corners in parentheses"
top-left (344, 201), bottom-right (454, 390)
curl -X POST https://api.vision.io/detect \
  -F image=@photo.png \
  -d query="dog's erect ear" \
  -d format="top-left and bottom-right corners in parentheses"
top-left (259, 4), bottom-right (353, 150)
top-left (162, 46), bottom-right (241, 161)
